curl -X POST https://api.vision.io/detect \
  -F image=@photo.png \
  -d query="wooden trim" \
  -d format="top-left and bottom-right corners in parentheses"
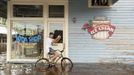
top-left (11, 0), bottom-right (46, 4)
top-left (11, 0), bottom-right (68, 2)
top-left (65, 3), bottom-right (69, 57)
top-left (48, 18), bottom-right (65, 22)
top-left (10, 18), bottom-right (44, 21)
top-left (7, 0), bottom-right (11, 62)
top-left (43, 3), bottom-right (48, 58)
top-left (10, 2), bottom-right (44, 5)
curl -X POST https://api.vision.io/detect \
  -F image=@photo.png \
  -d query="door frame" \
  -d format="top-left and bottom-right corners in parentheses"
top-left (44, 2), bottom-right (69, 57)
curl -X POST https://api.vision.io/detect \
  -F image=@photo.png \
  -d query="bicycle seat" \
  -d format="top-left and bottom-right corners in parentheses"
top-left (48, 52), bottom-right (55, 55)
top-left (59, 50), bottom-right (64, 53)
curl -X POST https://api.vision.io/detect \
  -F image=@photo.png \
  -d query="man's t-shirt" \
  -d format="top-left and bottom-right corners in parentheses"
top-left (46, 38), bottom-right (53, 53)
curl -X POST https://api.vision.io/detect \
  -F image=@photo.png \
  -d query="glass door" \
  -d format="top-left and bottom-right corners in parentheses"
top-left (46, 22), bottom-right (65, 55)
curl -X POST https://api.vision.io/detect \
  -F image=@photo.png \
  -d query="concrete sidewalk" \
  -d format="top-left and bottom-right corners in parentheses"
top-left (0, 63), bottom-right (134, 75)
top-left (70, 63), bottom-right (134, 75)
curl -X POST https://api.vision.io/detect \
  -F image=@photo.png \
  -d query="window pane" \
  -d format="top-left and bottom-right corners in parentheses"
top-left (11, 21), bottom-right (44, 59)
top-left (48, 23), bottom-right (63, 43)
top-left (49, 5), bottom-right (64, 18)
top-left (13, 5), bottom-right (43, 17)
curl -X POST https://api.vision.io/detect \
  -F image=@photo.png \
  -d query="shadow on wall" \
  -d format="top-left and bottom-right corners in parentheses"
top-left (112, 0), bottom-right (119, 5)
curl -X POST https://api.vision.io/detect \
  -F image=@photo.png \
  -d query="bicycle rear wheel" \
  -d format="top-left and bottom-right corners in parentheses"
top-left (35, 58), bottom-right (49, 72)
top-left (61, 57), bottom-right (73, 72)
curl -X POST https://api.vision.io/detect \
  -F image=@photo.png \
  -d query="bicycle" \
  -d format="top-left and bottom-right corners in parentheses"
top-left (35, 46), bottom-right (73, 72)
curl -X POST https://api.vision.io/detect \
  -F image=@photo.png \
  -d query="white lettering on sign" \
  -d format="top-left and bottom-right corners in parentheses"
top-left (90, 25), bottom-right (114, 35)
top-left (82, 21), bottom-right (116, 40)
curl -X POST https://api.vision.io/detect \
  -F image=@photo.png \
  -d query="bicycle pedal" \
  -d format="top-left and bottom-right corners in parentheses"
top-left (49, 64), bottom-right (55, 67)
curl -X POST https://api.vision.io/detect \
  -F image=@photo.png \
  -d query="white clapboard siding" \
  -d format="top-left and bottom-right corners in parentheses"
top-left (68, 0), bottom-right (134, 63)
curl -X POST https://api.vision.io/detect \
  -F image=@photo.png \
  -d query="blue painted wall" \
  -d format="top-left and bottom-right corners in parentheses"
top-left (68, 0), bottom-right (134, 63)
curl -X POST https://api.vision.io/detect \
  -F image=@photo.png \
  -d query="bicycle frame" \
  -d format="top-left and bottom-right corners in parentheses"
top-left (48, 50), bottom-right (64, 64)
top-left (35, 45), bottom-right (73, 72)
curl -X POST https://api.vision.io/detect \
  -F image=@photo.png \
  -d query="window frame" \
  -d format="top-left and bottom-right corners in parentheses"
top-left (48, 5), bottom-right (65, 18)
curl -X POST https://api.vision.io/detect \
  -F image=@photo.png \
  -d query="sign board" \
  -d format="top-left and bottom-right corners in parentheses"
top-left (82, 21), bottom-right (116, 40)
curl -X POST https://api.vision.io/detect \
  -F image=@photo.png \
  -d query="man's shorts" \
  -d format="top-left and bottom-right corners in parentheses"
top-left (48, 48), bottom-right (56, 55)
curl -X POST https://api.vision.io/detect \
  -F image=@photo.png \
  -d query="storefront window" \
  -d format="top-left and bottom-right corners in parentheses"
top-left (48, 23), bottom-right (63, 43)
top-left (13, 5), bottom-right (43, 17)
top-left (49, 5), bottom-right (64, 18)
top-left (11, 21), bottom-right (44, 59)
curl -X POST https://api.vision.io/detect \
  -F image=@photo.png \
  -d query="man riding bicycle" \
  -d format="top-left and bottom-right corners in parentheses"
top-left (35, 33), bottom-right (73, 71)
top-left (46, 32), bottom-right (61, 63)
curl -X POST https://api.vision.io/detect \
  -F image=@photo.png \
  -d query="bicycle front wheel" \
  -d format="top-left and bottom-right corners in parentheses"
top-left (35, 58), bottom-right (49, 72)
top-left (61, 57), bottom-right (73, 72)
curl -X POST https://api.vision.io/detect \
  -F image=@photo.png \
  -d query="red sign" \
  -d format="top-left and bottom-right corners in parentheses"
top-left (82, 21), bottom-right (116, 39)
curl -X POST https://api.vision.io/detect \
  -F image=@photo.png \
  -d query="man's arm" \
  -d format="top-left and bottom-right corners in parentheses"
top-left (52, 35), bottom-right (61, 43)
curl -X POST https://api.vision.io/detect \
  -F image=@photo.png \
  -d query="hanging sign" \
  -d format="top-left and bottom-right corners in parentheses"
top-left (82, 21), bottom-right (116, 40)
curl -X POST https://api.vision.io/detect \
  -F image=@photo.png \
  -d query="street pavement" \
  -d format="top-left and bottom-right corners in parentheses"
top-left (0, 63), bottom-right (134, 75)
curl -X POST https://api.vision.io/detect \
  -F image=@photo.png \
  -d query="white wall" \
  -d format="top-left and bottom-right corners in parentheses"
top-left (69, 0), bottom-right (134, 63)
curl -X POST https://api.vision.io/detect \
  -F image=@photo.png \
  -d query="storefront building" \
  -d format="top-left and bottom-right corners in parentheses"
top-left (7, 0), bottom-right (134, 63)
top-left (0, 0), bottom-right (7, 54)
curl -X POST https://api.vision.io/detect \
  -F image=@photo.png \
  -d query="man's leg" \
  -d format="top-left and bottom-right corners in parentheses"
top-left (51, 52), bottom-right (59, 63)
